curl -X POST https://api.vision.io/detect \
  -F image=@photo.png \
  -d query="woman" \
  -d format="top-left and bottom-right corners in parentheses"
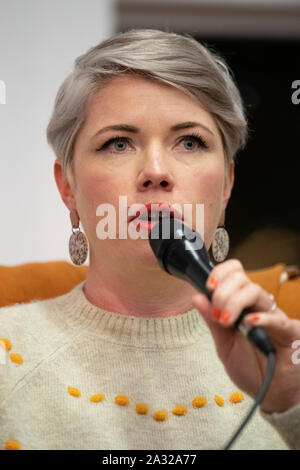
top-left (1, 28), bottom-right (300, 451)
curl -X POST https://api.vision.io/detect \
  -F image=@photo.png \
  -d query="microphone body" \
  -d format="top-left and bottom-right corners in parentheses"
top-left (149, 218), bottom-right (275, 356)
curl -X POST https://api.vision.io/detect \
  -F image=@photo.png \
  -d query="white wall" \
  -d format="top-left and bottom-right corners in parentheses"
top-left (0, 0), bottom-right (117, 266)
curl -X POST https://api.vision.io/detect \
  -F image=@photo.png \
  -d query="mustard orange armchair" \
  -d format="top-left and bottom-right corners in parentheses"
top-left (0, 261), bottom-right (87, 308)
top-left (0, 261), bottom-right (299, 321)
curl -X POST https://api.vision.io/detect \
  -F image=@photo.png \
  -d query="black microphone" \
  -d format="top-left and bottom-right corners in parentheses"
top-left (149, 217), bottom-right (275, 356)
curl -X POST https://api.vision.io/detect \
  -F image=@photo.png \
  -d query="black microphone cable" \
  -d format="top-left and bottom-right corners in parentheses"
top-left (223, 350), bottom-right (275, 449)
top-left (148, 217), bottom-right (276, 450)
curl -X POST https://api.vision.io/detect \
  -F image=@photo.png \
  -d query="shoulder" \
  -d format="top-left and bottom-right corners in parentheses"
top-left (0, 295), bottom-right (59, 332)
top-left (0, 297), bottom-right (60, 404)
top-left (0, 289), bottom-right (78, 368)
top-left (0, 288), bottom-right (83, 404)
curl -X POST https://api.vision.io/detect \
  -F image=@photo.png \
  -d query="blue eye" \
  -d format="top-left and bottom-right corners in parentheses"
top-left (96, 136), bottom-right (128, 152)
top-left (180, 133), bottom-right (208, 150)
top-left (96, 133), bottom-right (209, 153)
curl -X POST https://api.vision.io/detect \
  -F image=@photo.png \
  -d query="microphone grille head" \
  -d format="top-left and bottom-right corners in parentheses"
top-left (149, 217), bottom-right (213, 271)
top-left (149, 218), bottom-right (196, 258)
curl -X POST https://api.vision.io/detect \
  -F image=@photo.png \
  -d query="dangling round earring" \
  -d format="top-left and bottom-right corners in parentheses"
top-left (69, 209), bottom-right (88, 265)
top-left (211, 225), bottom-right (230, 263)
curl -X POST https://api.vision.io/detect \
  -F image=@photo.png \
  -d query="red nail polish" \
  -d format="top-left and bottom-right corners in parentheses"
top-left (249, 314), bottom-right (260, 323)
top-left (208, 277), bottom-right (218, 289)
top-left (213, 307), bottom-right (221, 319)
top-left (220, 310), bottom-right (231, 323)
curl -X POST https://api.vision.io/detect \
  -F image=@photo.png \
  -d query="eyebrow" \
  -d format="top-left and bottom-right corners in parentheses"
top-left (92, 121), bottom-right (215, 139)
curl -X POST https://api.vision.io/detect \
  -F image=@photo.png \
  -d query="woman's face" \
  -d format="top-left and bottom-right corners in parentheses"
top-left (56, 74), bottom-right (234, 270)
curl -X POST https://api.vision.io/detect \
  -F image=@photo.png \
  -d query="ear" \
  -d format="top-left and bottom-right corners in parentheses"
top-left (54, 158), bottom-right (76, 212)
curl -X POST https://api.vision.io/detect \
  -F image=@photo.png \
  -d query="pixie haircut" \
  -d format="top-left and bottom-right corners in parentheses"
top-left (46, 28), bottom-right (248, 187)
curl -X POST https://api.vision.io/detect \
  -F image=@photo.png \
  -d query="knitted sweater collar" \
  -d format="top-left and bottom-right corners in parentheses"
top-left (54, 281), bottom-right (210, 349)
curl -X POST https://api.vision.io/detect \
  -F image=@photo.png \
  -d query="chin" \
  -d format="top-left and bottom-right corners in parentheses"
top-left (128, 236), bottom-right (158, 260)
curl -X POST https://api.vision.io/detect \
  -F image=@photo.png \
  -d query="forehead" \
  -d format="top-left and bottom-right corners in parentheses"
top-left (85, 75), bottom-right (219, 133)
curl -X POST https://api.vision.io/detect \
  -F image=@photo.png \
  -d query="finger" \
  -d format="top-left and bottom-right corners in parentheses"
top-left (243, 311), bottom-right (300, 345)
top-left (213, 282), bottom-right (274, 327)
top-left (191, 292), bottom-right (213, 324)
top-left (206, 258), bottom-right (245, 291)
top-left (192, 292), bottom-right (229, 335)
top-left (192, 292), bottom-right (235, 356)
top-left (208, 270), bottom-right (251, 320)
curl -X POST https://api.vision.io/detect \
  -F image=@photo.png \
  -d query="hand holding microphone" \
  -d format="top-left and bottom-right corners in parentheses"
top-left (148, 217), bottom-right (275, 356)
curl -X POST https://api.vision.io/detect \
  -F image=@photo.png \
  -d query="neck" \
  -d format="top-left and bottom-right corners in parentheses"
top-left (83, 253), bottom-right (197, 318)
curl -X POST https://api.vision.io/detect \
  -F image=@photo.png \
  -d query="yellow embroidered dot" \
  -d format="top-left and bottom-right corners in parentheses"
top-left (136, 403), bottom-right (148, 414)
top-left (0, 338), bottom-right (11, 351)
top-left (68, 386), bottom-right (81, 398)
top-left (173, 406), bottom-right (187, 416)
top-left (229, 392), bottom-right (244, 404)
top-left (115, 395), bottom-right (130, 406)
top-left (90, 393), bottom-right (105, 403)
top-left (5, 440), bottom-right (21, 450)
top-left (214, 395), bottom-right (225, 407)
top-left (10, 353), bottom-right (23, 365)
top-left (192, 396), bottom-right (207, 408)
top-left (153, 410), bottom-right (168, 421)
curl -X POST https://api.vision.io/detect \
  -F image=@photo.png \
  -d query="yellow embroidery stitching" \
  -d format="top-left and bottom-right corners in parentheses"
top-left (115, 395), bottom-right (130, 406)
top-left (153, 410), bottom-right (168, 421)
top-left (229, 392), bottom-right (244, 403)
top-left (192, 396), bottom-right (207, 408)
top-left (214, 395), bottom-right (225, 407)
top-left (5, 440), bottom-right (21, 450)
top-left (10, 353), bottom-right (23, 365)
top-left (173, 406), bottom-right (187, 416)
top-left (68, 386), bottom-right (81, 397)
top-left (90, 393), bottom-right (105, 402)
top-left (136, 403), bottom-right (148, 414)
top-left (0, 338), bottom-right (11, 350)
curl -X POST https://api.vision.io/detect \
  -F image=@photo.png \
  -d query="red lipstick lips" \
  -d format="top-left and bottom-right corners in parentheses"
top-left (129, 202), bottom-right (182, 223)
top-left (128, 202), bottom-right (183, 233)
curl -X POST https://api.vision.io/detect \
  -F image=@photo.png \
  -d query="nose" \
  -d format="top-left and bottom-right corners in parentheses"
top-left (136, 147), bottom-right (174, 192)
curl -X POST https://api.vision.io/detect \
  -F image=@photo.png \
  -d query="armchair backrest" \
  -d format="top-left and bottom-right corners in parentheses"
top-left (0, 261), bottom-right (299, 321)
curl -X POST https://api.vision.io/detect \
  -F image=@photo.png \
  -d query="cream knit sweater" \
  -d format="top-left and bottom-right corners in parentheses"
top-left (0, 280), bottom-right (300, 451)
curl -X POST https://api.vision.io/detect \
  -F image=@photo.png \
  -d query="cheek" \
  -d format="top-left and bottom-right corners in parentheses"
top-left (74, 164), bottom-right (125, 237)
top-left (191, 166), bottom-right (224, 203)
top-left (79, 171), bottom-right (110, 205)
top-left (76, 159), bottom-right (126, 206)
top-left (188, 166), bottom-right (224, 243)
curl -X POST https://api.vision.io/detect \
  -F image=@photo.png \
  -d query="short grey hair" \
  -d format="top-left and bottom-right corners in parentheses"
top-left (46, 28), bottom-right (248, 187)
